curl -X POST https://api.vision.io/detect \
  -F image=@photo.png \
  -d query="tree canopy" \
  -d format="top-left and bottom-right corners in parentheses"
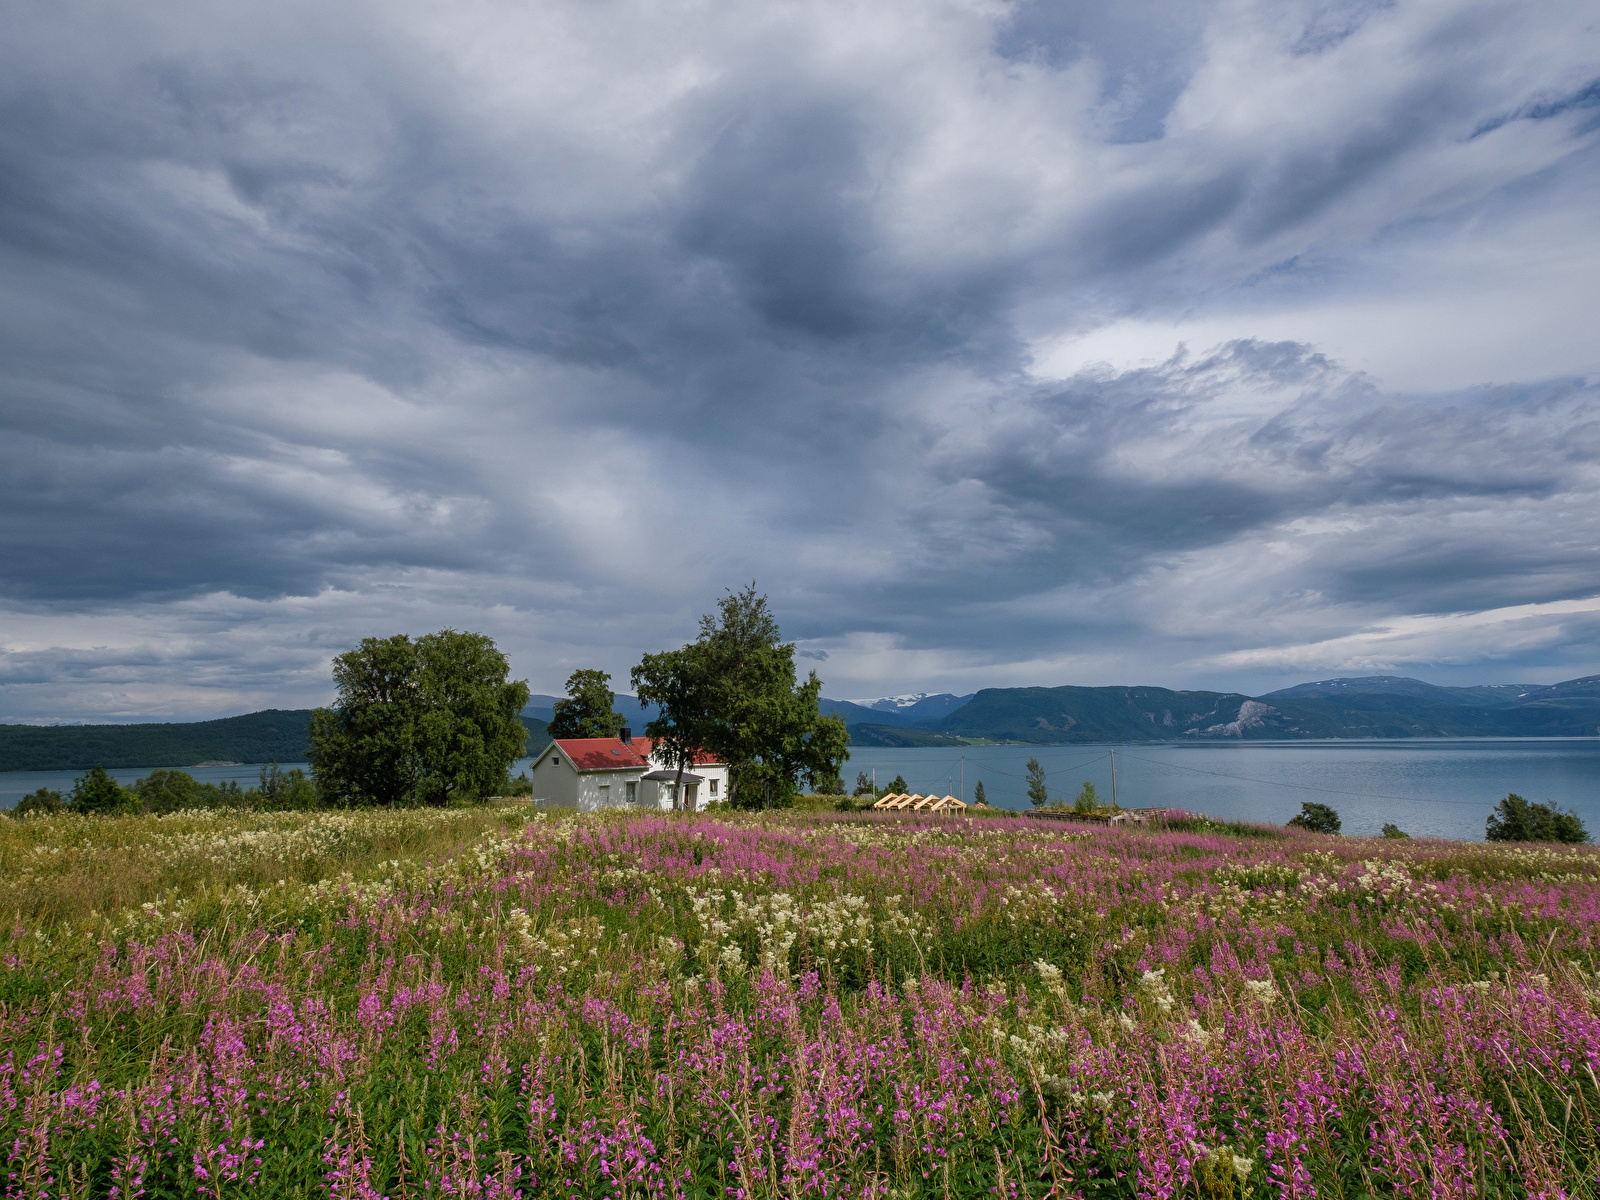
top-left (547, 669), bottom-right (625, 740)
top-left (308, 630), bottom-right (530, 806)
top-left (10, 787), bottom-right (63, 817)
top-left (632, 585), bottom-right (849, 809)
top-left (69, 765), bottom-right (138, 816)
top-left (1287, 802), bottom-right (1342, 835)
top-left (1485, 793), bottom-right (1588, 843)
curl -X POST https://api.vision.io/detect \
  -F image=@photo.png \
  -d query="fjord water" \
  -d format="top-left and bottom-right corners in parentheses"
top-left (845, 739), bottom-right (1600, 839)
top-left (4, 740), bottom-right (1598, 840)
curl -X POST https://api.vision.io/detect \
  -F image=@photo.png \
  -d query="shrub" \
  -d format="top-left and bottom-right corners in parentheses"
top-left (1286, 801), bottom-right (1341, 835)
top-left (69, 765), bottom-right (139, 816)
top-left (1381, 823), bottom-right (1410, 839)
top-left (10, 787), bottom-right (63, 817)
top-left (135, 768), bottom-right (204, 814)
top-left (1485, 792), bottom-right (1588, 844)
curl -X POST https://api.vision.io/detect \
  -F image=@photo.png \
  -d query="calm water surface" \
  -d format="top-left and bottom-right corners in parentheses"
top-left (4, 742), bottom-right (1598, 841)
top-left (844, 740), bottom-right (1600, 840)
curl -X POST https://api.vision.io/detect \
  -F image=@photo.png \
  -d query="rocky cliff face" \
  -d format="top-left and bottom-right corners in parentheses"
top-left (1192, 699), bottom-right (1291, 737)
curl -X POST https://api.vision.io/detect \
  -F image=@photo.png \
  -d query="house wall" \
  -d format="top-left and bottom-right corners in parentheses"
top-left (530, 749), bottom-right (579, 808)
top-left (530, 742), bottom-right (730, 811)
top-left (576, 770), bottom-right (646, 812)
top-left (642, 763), bottom-right (730, 810)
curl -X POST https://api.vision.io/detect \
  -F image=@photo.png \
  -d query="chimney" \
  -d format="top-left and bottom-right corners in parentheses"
top-left (620, 727), bottom-right (632, 744)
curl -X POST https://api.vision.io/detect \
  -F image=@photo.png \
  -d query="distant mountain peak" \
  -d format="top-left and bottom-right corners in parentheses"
top-left (847, 692), bottom-right (947, 711)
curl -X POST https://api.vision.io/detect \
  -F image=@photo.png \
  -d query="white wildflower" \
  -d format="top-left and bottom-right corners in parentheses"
top-left (1244, 978), bottom-right (1279, 1005)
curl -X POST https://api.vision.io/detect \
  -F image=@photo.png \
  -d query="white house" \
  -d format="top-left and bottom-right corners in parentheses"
top-left (527, 729), bottom-right (729, 812)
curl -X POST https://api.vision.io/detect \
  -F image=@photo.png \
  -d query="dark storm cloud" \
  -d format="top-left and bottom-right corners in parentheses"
top-left (0, 0), bottom-right (1598, 718)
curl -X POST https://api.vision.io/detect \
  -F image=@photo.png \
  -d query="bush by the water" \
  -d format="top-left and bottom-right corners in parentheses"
top-left (1486, 791), bottom-right (1589, 843)
top-left (3, 806), bottom-right (1600, 1195)
top-left (1286, 800), bottom-right (1342, 834)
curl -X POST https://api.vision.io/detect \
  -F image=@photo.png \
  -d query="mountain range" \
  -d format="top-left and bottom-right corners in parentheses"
top-left (837, 674), bottom-right (1600, 746)
top-left (3, 675), bottom-right (1596, 772)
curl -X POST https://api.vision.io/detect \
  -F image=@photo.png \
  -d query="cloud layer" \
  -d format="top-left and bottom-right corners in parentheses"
top-left (2, 0), bottom-right (1598, 720)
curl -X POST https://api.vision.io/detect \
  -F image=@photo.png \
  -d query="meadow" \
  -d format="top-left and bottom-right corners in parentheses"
top-left (1, 805), bottom-right (1597, 1198)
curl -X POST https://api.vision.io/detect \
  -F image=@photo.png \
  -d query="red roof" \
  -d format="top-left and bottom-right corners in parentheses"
top-left (548, 737), bottom-right (722, 772)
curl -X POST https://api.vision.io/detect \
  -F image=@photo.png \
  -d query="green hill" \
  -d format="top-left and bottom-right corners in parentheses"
top-left (0, 710), bottom-right (316, 772)
top-left (1, 711), bottom-right (552, 773)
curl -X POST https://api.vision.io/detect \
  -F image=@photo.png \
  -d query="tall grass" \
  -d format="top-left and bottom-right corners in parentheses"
top-left (2, 807), bottom-right (1598, 1196)
top-left (0, 803), bottom-right (533, 926)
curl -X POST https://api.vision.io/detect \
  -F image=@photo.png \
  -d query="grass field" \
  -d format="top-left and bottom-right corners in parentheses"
top-left (2, 805), bottom-right (1598, 1197)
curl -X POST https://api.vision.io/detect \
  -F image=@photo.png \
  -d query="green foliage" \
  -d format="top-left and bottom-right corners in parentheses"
top-left (255, 762), bottom-right (319, 810)
top-left (131, 765), bottom-right (317, 813)
top-left (886, 774), bottom-right (908, 795)
top-left (973, 780), bottom-right (986, 806)
top-left (504, 771), bottom-right (533, 797)
top-left (134, 768), bottom-right (204, 813)
top-left (68, 765), bottom-right (139, 815)
top-left (1073, 780), bottom-right (1099, 814)
top-left (1485, 792), bottom-right (1588, 843)
top-left (811, 768), bottom-right (846, 796)
top-left (309, 630), bottom-right (531, 807)
top-left (1025, 757), bottom-right (1048, 807)
top-left (1287, 801), bottom-right (1342, 835)
top-left (10, 787), bottom-right (63, 817)
top-left (853, 771), bottom-right (876, 796)
top-left (1381, 823), bottom-right (1411, 839)
top-left (632, 584), bottom-right (850, 810)
top-left (547, 669), bottom-right (625, 740)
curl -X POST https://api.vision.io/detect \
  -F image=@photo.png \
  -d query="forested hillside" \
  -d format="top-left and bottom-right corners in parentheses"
top-left (1, 711), bottom-right (551, 772)
top-left (0, 710), bottom-right (316, 772)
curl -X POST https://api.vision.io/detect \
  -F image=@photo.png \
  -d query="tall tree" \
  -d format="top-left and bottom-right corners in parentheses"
top-left (972, 780), bottom-right (986, 806)
top-left (1025, 758), bottom-right (1048, 807)
top-left (633, 584), bottom-right (849, 809)
top-left (630, 643), bottom-right (711, 810)
top-left (309, 630), bottom-right (530, 806)
top-left (547, 669), bottom-right (625, 739)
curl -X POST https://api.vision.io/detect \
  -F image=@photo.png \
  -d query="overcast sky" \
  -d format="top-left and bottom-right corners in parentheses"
top-left (2, 0), bottom-right (1598, 721)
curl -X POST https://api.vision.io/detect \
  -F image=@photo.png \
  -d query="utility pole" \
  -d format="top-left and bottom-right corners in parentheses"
top-left (960, 756), bottom-right (964, 802)
top-left (1110, 749), bottom-right (1117, 808)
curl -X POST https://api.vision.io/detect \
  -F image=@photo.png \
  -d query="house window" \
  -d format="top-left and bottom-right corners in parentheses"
top-left (709, 779), bottom-right (718, 797)
top-left (552, 756), bottom-right (561, 768)
top-left (667, 784), bottom-right (678, 804)
top-left (626, 781), bottom-right (637, 804)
